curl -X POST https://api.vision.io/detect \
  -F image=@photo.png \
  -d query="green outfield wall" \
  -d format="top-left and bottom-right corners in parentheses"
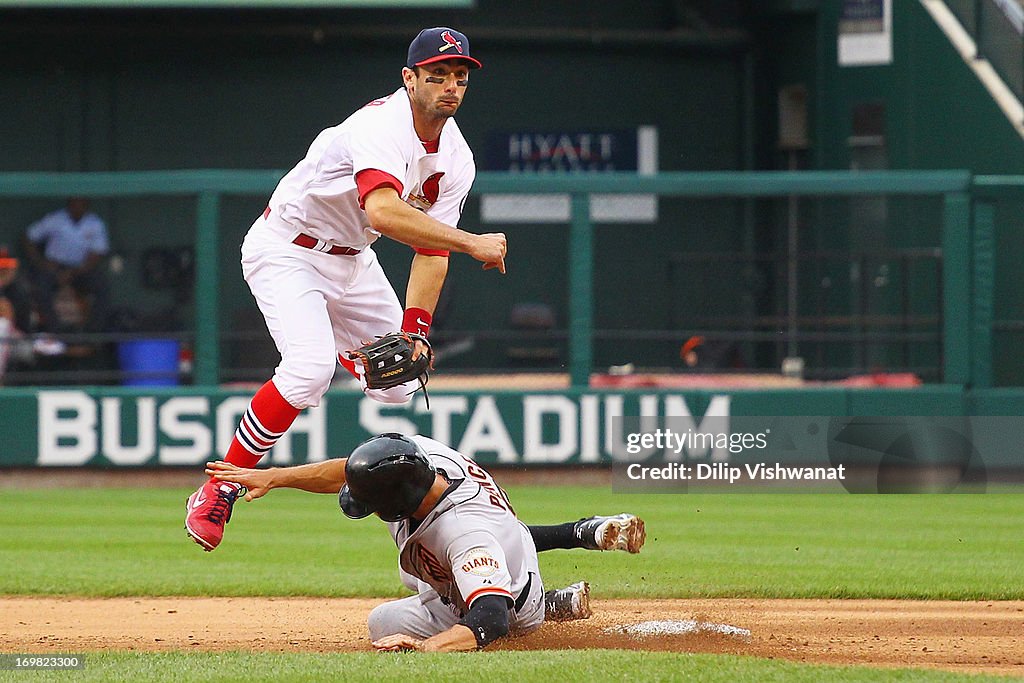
top-left (1, 385), bottom-right (1021, 469)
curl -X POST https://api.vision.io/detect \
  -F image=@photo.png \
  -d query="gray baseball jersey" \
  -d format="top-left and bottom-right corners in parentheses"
top-left (385, 435), bottom-right (540, 616)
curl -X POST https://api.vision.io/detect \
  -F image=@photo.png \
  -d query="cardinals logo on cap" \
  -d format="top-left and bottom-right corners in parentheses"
top-left (438, 30), bottom-right (464, 54)
top-left (408, 27), bottom-right (481, 69)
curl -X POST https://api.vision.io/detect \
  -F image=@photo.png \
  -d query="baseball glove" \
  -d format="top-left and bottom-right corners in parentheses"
top-left (347, 332), bottom-right (434, 395)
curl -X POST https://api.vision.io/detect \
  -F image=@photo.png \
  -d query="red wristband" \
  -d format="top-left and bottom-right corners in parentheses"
top-left (402, 307), bottom-right (432, 336)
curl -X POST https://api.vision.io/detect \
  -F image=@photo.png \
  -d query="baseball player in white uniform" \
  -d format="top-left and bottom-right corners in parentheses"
top-left (186, 27), bottom-right (507, 551)
top-left (206, 433), bottom-right (646, 652)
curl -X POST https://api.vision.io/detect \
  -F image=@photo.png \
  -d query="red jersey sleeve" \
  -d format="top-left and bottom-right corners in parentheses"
top-left (356, 169), bottom-right (404, 209)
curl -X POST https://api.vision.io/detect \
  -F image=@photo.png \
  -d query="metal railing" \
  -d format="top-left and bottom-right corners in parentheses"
top-left (665, 247), bottom-right (944, 380)
top-left (945, 0), bottom-right (1024, 100)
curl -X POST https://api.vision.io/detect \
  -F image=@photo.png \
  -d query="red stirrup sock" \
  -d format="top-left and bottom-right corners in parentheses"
top-left (221, 379), bottom-right (300, 469)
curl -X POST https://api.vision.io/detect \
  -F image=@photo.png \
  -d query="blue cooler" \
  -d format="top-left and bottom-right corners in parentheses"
top-left (118, 339), bottom-right (180, 386)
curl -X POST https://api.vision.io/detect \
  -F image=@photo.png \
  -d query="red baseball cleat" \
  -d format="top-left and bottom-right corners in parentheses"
top-left (185, 480), bottom-right (246, 551)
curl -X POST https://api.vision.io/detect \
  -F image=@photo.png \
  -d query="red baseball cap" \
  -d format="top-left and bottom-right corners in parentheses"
top-left (407, 27), bottom-right (482, 70)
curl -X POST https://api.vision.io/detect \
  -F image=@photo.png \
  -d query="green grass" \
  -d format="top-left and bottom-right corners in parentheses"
top-left (0, 486), bottom-right (1021, 599)
top-left (2, 651), bottom-right (1018, 683)
top-left (2, 486), bottom-right (1022, 682)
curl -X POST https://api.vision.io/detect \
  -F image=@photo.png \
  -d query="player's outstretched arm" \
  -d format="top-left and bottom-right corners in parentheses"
top-left (373, 595), bottom-right (510, 653)
top-left (364, 188), bottom-right (506, 273)
top-left (205, 459), bottom-right (348, 501)
top-left (373, 624), bottom-right (479, 653)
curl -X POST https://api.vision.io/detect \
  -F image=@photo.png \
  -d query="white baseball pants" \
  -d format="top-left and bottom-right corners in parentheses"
top-left (240, 214), bottom-right (415, 409)
top-left (366, 576), bottom-right (546, 641)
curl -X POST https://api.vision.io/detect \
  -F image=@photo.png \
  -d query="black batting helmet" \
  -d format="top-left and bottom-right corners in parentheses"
top-left (339, 433), bottom-right (436, 522)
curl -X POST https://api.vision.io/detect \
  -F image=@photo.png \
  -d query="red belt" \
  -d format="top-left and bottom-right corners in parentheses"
top-left (264, 207), bottom-right (361, 256)
top-left (291, 233), bottom-right (361, 255)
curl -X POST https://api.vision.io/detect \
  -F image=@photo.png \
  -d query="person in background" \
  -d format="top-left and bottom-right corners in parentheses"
top-left (0, 249), bottom-right (34, 384)
top-left (0, 248), bottom-right (33, 334)
top-left (22, 197), bottom-right (111, 332)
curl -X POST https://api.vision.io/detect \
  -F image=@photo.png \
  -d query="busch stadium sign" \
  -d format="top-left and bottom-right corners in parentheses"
top-left (27, 389), bottom-right (730, 467)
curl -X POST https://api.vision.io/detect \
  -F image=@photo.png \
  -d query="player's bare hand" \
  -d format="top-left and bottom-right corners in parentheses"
top-left (204, 461), bottom-right (274, 501)
top-left (373, 634), bottom-right (424, 652)
top-left (481, 258), bottom-right (505, 274)
top-left (411, 339), bottom-right (429, 362)
top-left (469, 233), bottom-right (507, 274)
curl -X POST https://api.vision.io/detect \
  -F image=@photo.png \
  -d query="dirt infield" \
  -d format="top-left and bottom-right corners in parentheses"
top-left (3, 597), bottom-right (1022, 675)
